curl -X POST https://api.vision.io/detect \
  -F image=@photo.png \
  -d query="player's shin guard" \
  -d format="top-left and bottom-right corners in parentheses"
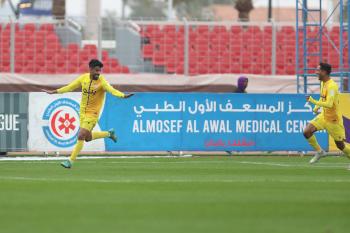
top-left (70, 140), bottom-right (84, 161)
top-left (307, 135), bottom-right (322, 152)
top-left (342, 144), bottom-right (350, 159)
top-left (92, 131), bottom-right (109, 140)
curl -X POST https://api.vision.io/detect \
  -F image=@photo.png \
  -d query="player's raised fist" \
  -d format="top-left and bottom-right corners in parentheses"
top-left (124, 93), bottom-right (134, 98)
top-left (42, 89), bottom-right (57, 94)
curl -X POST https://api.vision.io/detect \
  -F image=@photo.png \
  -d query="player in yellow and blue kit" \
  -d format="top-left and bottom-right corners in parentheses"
top-left (303, 63), bottom-right (350, 165)
top-left (43, 59), bottom-right (133, 168)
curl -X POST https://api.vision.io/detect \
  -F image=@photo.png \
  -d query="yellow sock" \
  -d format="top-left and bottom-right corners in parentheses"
top-left (307, 135), bottom-right (322, 152)
top-left (92, 131), bottom-right (109, 140)
top-left (69, 140), bottom-right (84, 162)
top-left (342, 144), bottom-right (350, 159)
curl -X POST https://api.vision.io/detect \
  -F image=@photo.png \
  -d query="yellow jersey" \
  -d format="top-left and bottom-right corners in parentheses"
top-left (309, 79), bottom-right (342, 123)
top-left (57, 73), bottom-right (125, 119)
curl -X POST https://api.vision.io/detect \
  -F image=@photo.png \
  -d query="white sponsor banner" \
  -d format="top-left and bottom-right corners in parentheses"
top-left (28, 93), bottom-right (105, 152)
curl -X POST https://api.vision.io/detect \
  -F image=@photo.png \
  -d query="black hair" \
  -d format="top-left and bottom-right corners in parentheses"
top-left (89, 59), bottom-right (104, 68)
top-left (319, 62), bottom-right (331, 75)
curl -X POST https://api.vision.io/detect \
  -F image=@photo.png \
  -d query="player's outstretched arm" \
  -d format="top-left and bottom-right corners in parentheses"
top-left (101, 77), bottom-right (132, 98)
top-left (41, 89), bottom-right (58, 94)
top-left (56, 77), bottom-right (82, 94)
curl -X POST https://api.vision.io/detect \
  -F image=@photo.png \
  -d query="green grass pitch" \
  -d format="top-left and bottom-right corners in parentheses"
top-left (0, 155), bottom-right (350, 233)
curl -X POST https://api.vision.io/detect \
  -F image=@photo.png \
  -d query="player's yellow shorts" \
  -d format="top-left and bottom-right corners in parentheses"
top-left (79, 115), bottom-right (98, 132)
top-left (310, 114), bottom-right (345, 141)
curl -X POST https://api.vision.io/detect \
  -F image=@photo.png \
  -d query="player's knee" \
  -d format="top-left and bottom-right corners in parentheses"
top-left (78, 135), bottom-right (85, 141)
top-left (335, 141), bottom-right (345, 150)
top-left (84, 133), bottom-right (92, 142)
top-left (303, 130), bottom-right (311, 139)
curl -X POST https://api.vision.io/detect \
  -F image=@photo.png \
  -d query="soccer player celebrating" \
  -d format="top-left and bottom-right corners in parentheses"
top-left (43, 59), bottom-right (133, 168)
top-left (303, 62), bottom-right (350, 164)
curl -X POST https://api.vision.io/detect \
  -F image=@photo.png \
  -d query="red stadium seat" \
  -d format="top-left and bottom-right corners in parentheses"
top-left (188, 66), bottom-right (198, 75)
top-left (83, 44), bottom-right (97, 52)
top-left (197, 25), bottom-right (209, 34)
top-left (0, 64), bottom-right (10, 72)
top-left (163, 25), bottom-right (176, 38)
top-left (23, 23), bottom-right (36, 32)
top-left (4, 23), bottom-right (20, 32)
top-left (281, 26), bottom-right (295, 35)
top-left (39, 24), bottom-right (55, 32)
top-left (67, 43), bottom-right (79, 52)
top-left (230, 64), bottom-right (241, 73)
top-left (35, 30), bottom-right (46, 41)
top-left (121, 66), bottom-right (130, 73)
top-left (46, 33), bottom-right (60, 44)
top-left (67, 64), bottom-right (79, 73)
top-left (230, 25), bottom-right (242, 34)
top-left (153, 55), bottom-right (165, 66)
top-left (166, 63), bottom-right (176, 73)
top-left (108, 58), bottom-right (119, 67)
top-left (102, 50), bottom-right (109, 60)
top-left (79, 50), bottom-right (90, 62)
top-left (142, 44), bottom-right (153, 58)
top-left (246, 26), bottom-right (261, 34)
top-left (79, 63), bottom-right (88, 73)
top-left (22, 64), bottom-right (35, 73)
top-left (207, 63), bottom-right (218, 73)
top-left (174, 65), bottom-right (183, 74)
top-left (9, 22), bottom-right (350, 75)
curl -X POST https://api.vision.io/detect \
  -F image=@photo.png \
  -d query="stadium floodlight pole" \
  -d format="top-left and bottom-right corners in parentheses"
top-left (268, 0), bottom-right (272, 22)
top-left (271, 19), bottom-right (276, 75)
top-left (183, 17), bottom-right (189, 76)
top-left (7, 0), bottom-right (18, 18)
top-left (10, 17), bottom-right (15, 73)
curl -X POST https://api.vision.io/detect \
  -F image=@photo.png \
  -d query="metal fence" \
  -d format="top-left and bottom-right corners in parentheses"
top-left (0, 16), bottom-right (348, 80)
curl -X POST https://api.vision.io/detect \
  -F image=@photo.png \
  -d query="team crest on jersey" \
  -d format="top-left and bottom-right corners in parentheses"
top-left (42, 98), bottom-right (80, 147)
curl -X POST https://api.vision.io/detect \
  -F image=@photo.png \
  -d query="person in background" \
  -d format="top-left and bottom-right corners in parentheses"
top-left (234, 76), bottom-right (249, 93)
top-left (226, 76), bottom-right (249, 155)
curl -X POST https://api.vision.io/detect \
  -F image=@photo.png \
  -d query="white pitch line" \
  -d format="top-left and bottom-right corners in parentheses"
top-left (0, 176), bottom-right (350, 184)
top-left (92, 159), bottom-right (350, 167)
top-left (233, 160), bottom-right (348, 168)
top-left (0, 157), bottom-right (348, 169)
top-left (236, 161), bottom-right (292, 167)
